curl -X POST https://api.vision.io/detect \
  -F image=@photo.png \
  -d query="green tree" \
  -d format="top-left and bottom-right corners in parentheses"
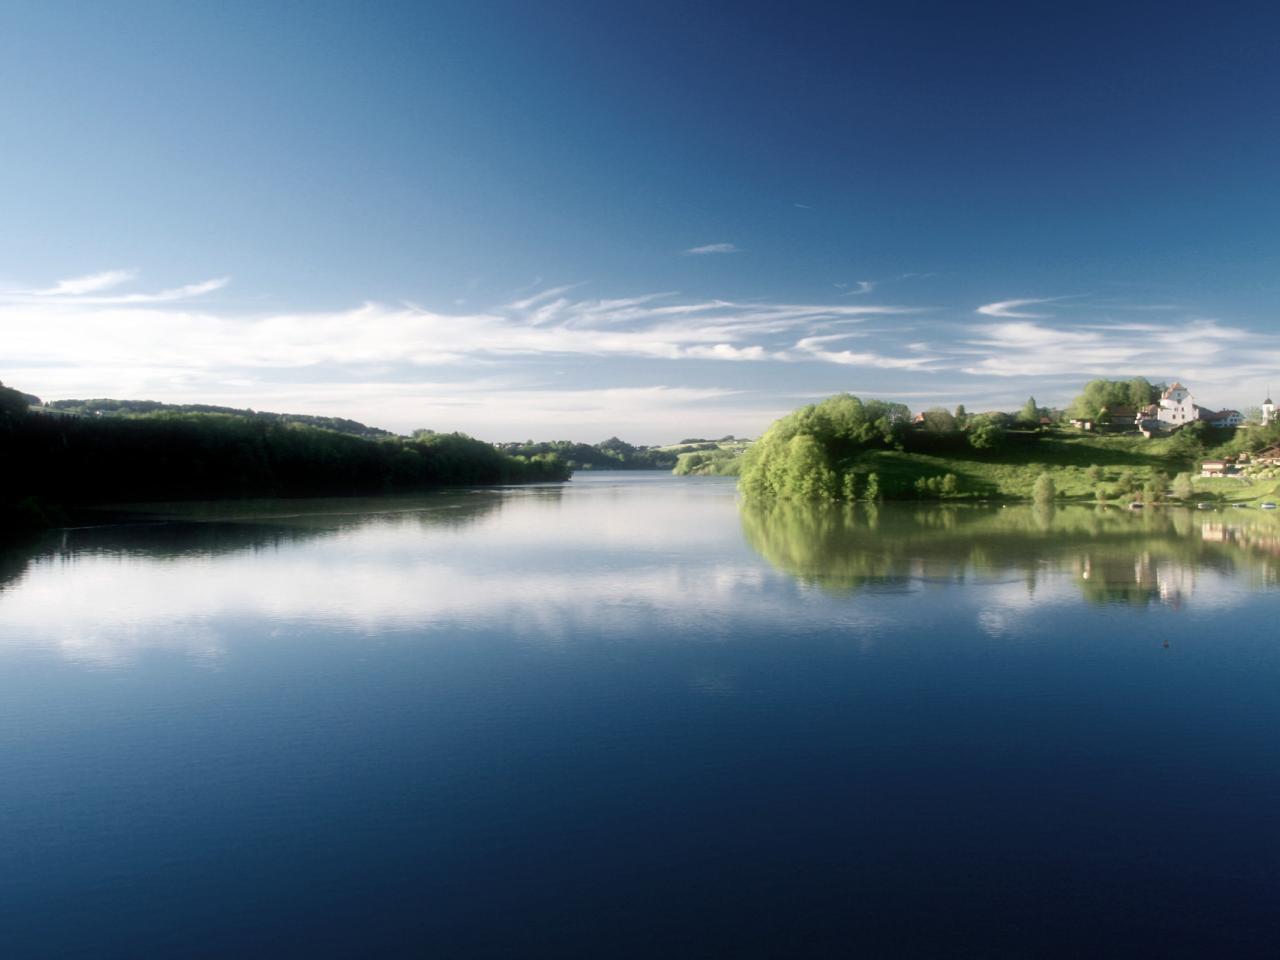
top-left (1171, 472), bottom-right (1194, 501)
top-left (968, 415), bottom-right (1005, 450)
top-left (1086, 464), bottom-right (1103, 483)
top-left (1068, 378), bottom-right (1154, 420)
top-left (1019, 396), bottom-right (1040, 426)
top-left (739, 394), bottom-right (910, 500)
top-left (1033, 472), bottom-right (1056, 504)
top-left (1146, 471), bottom-right (1169, 503)
top-left (954, 404), bottom-right (968, 428)
top-left (921, 407), bottom-right (958, 433)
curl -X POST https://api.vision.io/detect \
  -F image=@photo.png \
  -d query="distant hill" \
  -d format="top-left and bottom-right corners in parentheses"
top-left (497, 436), bottom-right (678, 470)
top-left (42, 398), bottom-right (393, 439)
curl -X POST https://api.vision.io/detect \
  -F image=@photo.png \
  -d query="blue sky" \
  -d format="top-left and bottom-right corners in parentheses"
top-left (4, 0), bottom-right (1280, 441)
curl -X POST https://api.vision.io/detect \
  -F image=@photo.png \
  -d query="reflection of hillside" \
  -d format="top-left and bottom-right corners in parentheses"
top-left (741, 502), bottom-right (1280, 603)
top-left (0, 490), bottom-right (528, 591)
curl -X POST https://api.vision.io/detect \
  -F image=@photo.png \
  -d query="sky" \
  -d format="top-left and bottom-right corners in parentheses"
top-left (3, 0), bottom-right (1280, 442)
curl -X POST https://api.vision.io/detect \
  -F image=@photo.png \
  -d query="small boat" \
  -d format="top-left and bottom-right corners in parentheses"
top-left (1262, 502), bottom-right (1277, 511)
top-left (1128, 502), bottom-right (1144, 510)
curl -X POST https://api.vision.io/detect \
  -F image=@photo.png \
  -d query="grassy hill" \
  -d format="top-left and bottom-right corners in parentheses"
top-left (664, 437), bottom-right (752, 476)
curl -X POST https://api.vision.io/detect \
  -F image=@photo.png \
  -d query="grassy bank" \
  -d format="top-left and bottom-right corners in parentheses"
top-left (848, 431), bottom-right (1279, 502)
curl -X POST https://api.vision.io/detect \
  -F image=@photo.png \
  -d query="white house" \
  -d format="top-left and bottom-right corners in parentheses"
top-left (1263, 392), bottom-right (1276, 425)
top-left (1156, 382), bottom-right (1197, 428)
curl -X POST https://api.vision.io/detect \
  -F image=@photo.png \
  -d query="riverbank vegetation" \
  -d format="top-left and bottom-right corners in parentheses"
top-left (0, 381), bottom-right (569, 533)
top-left (739, 391), bottom-right (1280, 503)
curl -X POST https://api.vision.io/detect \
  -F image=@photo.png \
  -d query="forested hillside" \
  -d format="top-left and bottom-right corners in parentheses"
top-left (0, 381), bottom-right (568, 533)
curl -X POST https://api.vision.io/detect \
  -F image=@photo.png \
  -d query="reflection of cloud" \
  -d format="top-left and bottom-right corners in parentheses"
top-left (2, 481), bottom-right (890, 666)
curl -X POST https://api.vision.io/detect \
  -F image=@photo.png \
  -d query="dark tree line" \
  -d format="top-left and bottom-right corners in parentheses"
top-left (0, 382), bottom-right (569, 532)
top-left (44, 397), bottom-right (395, 438)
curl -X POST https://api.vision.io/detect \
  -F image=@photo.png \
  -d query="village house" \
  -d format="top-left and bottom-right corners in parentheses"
top-left (1136, 382), bottom-right (1196, 432)
top-left (1128, 383), bottom-right (1260, 434)
top-left (1200, 457), bottom-right (1239, 478)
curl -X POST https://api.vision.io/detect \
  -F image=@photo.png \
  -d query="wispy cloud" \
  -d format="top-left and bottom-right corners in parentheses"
top-left (8, 270), bottom-right (1278, 439)
top-left (1, 274), bottom-right (931, 436)
top-left (787, 333), bottom-right (940, 370)
top-left (975, 297), bottom-right (1056, 319)
top-left (3, 271), bottom-right (228, 305)
top-left (955, 318), bottom-right (1275, 383)
top-left (29, 269), bottom-right (138, 296)
top-left (684, 243), bottom-right (740, 256)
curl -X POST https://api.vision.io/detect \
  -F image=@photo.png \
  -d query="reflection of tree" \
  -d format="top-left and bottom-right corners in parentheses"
top-left (741, 501), bottom-right (1280, 603)
top-left (0, 490), bottom-right (529, 592)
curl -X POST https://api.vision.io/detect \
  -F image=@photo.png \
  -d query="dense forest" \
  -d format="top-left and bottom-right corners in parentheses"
top-left (0, 382), bottom-right (569, 533)
top-left (44, 397), bottom-right (395, 438)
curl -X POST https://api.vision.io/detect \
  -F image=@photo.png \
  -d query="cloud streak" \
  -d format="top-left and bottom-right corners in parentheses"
top-left (30, 269), bottom-right (138, 296)
top-left (6, 270), bottom-right (1279, 440)
top-left (975, 297), bottom-right (1056, 319)
top-left (4, 271), bottom-right (229, 305)
top-left (684, 243), bottom-right (740, 255)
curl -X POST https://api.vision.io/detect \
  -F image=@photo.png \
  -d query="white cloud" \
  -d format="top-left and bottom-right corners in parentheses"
top-left (4, 271), bottom-right (228, 305)
top-left (975, 297), bottom-right (1055, 319)
top-left (30, 269), bottom-right (137, 296)
top-left (684, 242), bottom-right (740, 255)
top-left (7, 269), bottom-right (1279, 439)
top-left (788, 334), bottom-right (940, 370)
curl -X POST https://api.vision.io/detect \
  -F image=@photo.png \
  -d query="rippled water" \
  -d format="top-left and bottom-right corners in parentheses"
top-left (2, 473), bottom-right (1278, 956)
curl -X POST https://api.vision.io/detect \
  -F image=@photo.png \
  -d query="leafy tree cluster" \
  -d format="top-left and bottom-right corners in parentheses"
top-left (496, 436), bottom-right (677, 470)
top-left (1067, 378), bottom-right (1159, 420)
top-left (44, 397), bottom-right (395, 438)
top-left (739, 394), bottom-right (910, 500)
top-left (0, 384), bottom-right (569, 529)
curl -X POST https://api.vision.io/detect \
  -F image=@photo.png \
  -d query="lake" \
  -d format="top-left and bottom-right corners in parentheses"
top-left (2, 473), bottom-right (1278, 957)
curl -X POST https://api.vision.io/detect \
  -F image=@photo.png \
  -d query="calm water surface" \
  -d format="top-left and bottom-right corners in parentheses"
top-left (2, 473), bottom-right (1278, 956)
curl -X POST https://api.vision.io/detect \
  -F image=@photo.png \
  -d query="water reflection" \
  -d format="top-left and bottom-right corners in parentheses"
top-left (741, 501), bottom-right (1280, 604)
top-left (0, 478), bottom-right (792, 665)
